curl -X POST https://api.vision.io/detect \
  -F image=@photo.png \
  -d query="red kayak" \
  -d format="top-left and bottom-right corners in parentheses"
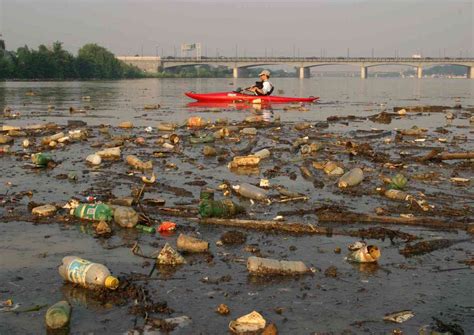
top-left (185, 91), bottom-right (318, 103)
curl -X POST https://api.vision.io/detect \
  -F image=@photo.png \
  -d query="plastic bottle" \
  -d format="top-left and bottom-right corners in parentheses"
top-left (31, 152), bottom-right (52, 167)
top-left (199, 199), bottom-right (245, 218)
top-left (58, 256), bottom-right (119, 290)
top-left (189, 133), bottom-right (215, 144)
top-left (113, 206), bottom-right (139, 228)
top-left (177, 234), bottom-right (209, 253)
top-left (202, 145), bottom-right (217, 156)
top-left (324, 161), bottom-right (344, 176)
top-left (384, 189), bottom-right (410, 201)
top-left (188, 116), bottom-right (206, 128)
top-left (390, 173), bottom-right (408, 190)
top-left (233, 183), bottom-right (268, 201)
top-left (96, 147), bottom-right (121, 159)
top-left (136, 224), bottom-right (155, 233)
top-left (86, 154), bottom-right (102, 165)
top-left (253, 149), bottom-right (270, 159)
top-left (338, 168), bottom-right (364, 188)
top-left (228, 155), bottom-right (261, 169)
top-left (247, 256), bottom-right (310, 276)
top-left (125, 155), bottom-right (153, 170)
top-left (73, 203), bottom-right (113, 221)
top-left (45, 301), bottom-right (71, 330)
top-left (42, 132), bottom-right (65, 145)
top-left (200, 188), bottom-right (215, 201)
top-left (241, 128), bottom-right (257, 135)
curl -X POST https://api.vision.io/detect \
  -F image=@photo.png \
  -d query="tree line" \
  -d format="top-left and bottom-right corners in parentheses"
top-left (0, 42), bottom-right (144, 80)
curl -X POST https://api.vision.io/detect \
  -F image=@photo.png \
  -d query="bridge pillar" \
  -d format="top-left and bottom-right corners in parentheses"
top-left (469, 66), bottom-right (474, 79)
top-left (417, 66), bottom-right (423, 79)
top-left (360, 66), bottom-right (368, 79)
top-left (233, 67), bottom-right (241, 78)
top-left (299, 67), bottom-right (310, 79)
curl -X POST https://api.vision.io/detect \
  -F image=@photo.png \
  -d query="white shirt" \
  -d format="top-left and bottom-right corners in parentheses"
top-left (262, 80), bottom-right (273, 95)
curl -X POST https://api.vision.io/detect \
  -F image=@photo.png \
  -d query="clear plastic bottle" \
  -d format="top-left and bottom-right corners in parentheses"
top-left (253, 149), bottom-right (270, 159)
top-left (338, 168), bottom-right (364, 188)
top-left (45, 301), bottom-right (71, 329)
top-left (234, 183), bottom-right (268, 201)
top-left (58, 256), bottom-right (119, 290)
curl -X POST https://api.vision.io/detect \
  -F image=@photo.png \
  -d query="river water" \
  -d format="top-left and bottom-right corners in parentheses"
top-left (0, 78), bottom-right (473, 334)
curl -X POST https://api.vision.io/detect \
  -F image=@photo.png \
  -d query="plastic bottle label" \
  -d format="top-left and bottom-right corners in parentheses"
top-left (86, 207), bottom-right (97, 217)
top-left (67, 258), bottom-right (94, 286)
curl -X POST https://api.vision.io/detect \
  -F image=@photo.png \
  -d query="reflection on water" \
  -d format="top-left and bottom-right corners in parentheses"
top-left (1, 78), bottom-right (471, 129)
top-left (61, 284), bottom-right (115, 310)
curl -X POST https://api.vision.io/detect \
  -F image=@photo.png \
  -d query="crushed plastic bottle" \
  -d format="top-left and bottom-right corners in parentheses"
top-left (73, 203), bottom-right (113, 221)
top-left (113, 206), bottom-right (139, 228)
top-left (58, 256), bottom-right (119, 290)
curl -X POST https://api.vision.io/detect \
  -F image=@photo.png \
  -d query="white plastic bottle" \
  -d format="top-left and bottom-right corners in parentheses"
top-left (58, 256), bottom-right (119, 290)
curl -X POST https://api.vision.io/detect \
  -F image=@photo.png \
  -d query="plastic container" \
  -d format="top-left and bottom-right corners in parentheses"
top-left (338, 168), bottom-right (364, 188)
top-left (114, 206), bottom-right (139, 228)
top-left (199, 199), bottom-right (245, 218)
top-left (45, 301), bottom-right (71, 330)
top-left (73, 203), bottom-right (113, 221)
top-left (233, 183), bottom-right (268, 201)
top-left (58, 256), bottom-right (119, 290)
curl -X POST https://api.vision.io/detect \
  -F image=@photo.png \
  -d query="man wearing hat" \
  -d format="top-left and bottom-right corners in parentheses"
top-left (246, 70), bottom-right (274, 96)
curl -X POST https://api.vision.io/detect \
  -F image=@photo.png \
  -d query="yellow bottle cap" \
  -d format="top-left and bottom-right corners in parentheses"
top-left (105, 276), bottom-right (119, 290)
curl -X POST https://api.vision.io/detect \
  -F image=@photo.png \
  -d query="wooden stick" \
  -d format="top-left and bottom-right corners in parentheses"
top-left (198, 217), bottom-right (417, 241)
top-left (419, 150), bottom-right (474, 162)
top-left (317, 211), bottom-right (469, 230)
top-left (439, 152), bottom-right (474, 160)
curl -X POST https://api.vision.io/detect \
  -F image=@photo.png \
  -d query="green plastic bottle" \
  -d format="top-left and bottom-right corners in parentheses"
top-left (189, 133), bottom-right (215, 144)
top-left (199, 199), bottom-right (245, 218)
top-left (389, 173), bottom-right (408, 190)
top-left (73, 204), bottom-right (113, 221)
top-left (136, 224), bottom-right (156, 233)
top-left (200, 188), bottom-right (215, 201)
top-left (31, 152), bottom-right (52, 167)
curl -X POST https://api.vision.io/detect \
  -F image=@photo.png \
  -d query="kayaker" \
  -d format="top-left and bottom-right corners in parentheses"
top-left (246, 70), bottom-right (273, 96)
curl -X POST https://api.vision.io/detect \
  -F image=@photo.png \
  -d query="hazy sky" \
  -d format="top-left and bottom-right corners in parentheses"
top-left (1, 0), bottom-right (472, 58)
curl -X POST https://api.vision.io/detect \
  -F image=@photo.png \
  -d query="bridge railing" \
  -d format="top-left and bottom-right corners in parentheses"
top-left (161, 57), bottom-right (473, 63)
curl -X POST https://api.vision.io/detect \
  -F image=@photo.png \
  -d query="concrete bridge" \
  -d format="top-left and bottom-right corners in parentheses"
top-left (117, 56), bottom-right (474, 79)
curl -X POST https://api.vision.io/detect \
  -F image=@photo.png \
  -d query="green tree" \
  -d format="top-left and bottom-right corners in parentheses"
top-left (76, 43), bottom-right (123, 79)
